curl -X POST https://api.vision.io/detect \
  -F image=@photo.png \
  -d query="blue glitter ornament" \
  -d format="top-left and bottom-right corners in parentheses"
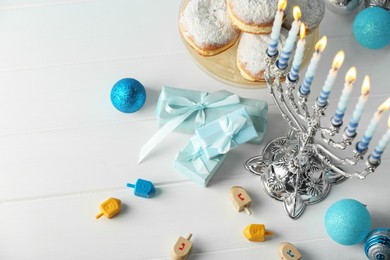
top-left (110, 78), bottom-right (146, 113)
top-left (353, 7), bottom-right (390, 49)
top-left (324, 199), bottom-right (371, 245)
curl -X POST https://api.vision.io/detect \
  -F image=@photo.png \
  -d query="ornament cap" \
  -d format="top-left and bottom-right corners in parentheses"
top-left (365, 0), bottom-right (390, 10)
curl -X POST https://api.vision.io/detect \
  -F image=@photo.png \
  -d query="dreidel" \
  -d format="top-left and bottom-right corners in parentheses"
top-left (243, 224), bottom-right (272, 242)
top-left (171, 233), bottom-right (193, 260)
top-left (230, 186), bottom-right (252, 215)
top-left (126, 178), bottom-right (156, 198)
top-left (278, 242), bottom-right (302, 260)
top-left (96, 198), bottom-right (121, 219)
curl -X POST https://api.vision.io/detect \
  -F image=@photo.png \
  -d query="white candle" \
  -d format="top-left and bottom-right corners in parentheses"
top-left (345, 75), bottom-right (370, 137)
top-left (299, 36), bottom-right (327, 96)
top-left (267, 0), bottom-right (287, 57)
top-left (331, 67), bottom-right (357, 126)
top-left (370, 117), bottom-right (390, 164)
top-left (357, 97), bottom-right (390, 153)
top-left (288, 23), bottom-right (306, 82)
top-left (277, 6), bottom-right (301, 70)
top-left (316, 51), bottom-right (345, 107)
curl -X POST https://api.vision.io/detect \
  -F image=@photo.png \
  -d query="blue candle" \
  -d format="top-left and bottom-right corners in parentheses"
top-left (267, 0), bottom-right (287, 57)
top-left (331, 67), bottom-right (357, 126)
top-left (288, 23), bottom-right (306, 82)
top-left (345, 76), bottom-right (370, 137)
top-left (356, 97), bottom-right (390, 153)
top-left (299, 36), bottom-right (327, 96)
top-left (277, 6), bottom-right (301, 70)
top-left (369, 117), bottom-right (390, 164)
top-left (316, 51), bottom-right (345, 107)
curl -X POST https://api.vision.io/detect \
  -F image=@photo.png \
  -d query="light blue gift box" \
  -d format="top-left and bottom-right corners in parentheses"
top-left (195, 108), bottom-right (258, 159)
top-left (174, 136), bottom-right (227, 187)
top-left (139, 86), bottom-right (267, 163)
top-left (156, 86), bottom-right (268, 144)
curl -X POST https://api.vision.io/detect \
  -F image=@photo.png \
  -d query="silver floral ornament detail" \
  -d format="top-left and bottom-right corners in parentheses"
top-left (306, 176), bottom-right (324, 196)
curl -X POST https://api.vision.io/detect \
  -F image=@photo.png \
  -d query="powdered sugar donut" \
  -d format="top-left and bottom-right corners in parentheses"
top-left (283, 0), bottom-right (325, 34)
top-left (227, 0), bottom-right (279, 34)
top-left (237, 29), bottom-right (293, 82)
top-left (179, 0), bottom-right (241, 56)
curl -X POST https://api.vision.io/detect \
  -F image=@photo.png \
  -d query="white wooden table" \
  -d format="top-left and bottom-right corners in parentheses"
top-left (0, 1), bottom-right (389, 259)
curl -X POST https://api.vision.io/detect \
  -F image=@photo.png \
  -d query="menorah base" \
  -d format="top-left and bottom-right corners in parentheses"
top-left (245, 133), bottom-right (347, 219)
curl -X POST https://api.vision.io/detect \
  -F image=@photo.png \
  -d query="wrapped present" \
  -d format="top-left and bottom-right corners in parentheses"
top-left (139, 86), bottom-right (268, 162)
top-left (174, 136), bottom-right (227, 187)
top-left (196, 108), bottom-right (258, 159)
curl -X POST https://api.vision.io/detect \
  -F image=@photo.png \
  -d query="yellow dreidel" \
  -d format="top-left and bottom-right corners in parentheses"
top-left (230, 186), bottom-right (252, 215)
top-left (96, 198), bottom-right (121, 219)
top-left (171, 233), bottom-right (193, 260)
top-left (278, 242), bottom-right (302, 260)
top-left (243, 224), bottom-right (272, 242)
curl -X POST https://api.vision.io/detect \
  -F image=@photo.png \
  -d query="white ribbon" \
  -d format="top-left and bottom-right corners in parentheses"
top-left (210, 114), bottom-right (248, 154)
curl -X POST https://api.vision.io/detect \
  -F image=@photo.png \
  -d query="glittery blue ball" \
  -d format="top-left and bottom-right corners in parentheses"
top-left (353, 7), bottom-right (390, 49)
top-left (110, 78), bottom-right (146, 113)
top-left (325, 199), bottom-right (371, 245)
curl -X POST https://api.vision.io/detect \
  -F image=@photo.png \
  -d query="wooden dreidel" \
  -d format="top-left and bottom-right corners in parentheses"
top-left (96, 198), bottom-right (121, 219)
top-left (126, 178), bottom-right (156, 198)
top-left (278, 242), bottom-right (302, 260)
top-left (230, 186), bottom-right (252, 215)
top-left (243, 224), bottom-right (272, 242)
top-left (171, 233), bottom-right (193, 260)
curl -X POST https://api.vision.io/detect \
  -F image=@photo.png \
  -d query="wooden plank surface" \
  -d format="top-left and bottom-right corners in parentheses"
top-left (1, 0), bottom-right (389, 259)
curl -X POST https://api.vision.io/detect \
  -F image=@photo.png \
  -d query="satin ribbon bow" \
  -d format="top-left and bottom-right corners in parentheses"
top-left (176, 139), bottom-right (218, 176)
top-left (138, 91), bottom-right (240, 163)
top-left (210, 114), bottom-right (248, 155)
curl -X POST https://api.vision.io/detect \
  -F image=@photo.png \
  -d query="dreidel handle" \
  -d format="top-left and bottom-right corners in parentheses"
top-left (265, 230), bottom-right (273, 236)
top-left (244, 207), bottom-right (252, 215)
top-left (96, 212), bottom-right (104, 219)
top-left (186, 233), bottom-right (192, 240)
top-left (126, 183), bottom-right (135, 189)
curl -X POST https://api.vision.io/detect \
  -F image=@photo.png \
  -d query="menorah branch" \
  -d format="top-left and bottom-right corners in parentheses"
top-left (285, 77), bottom-right (308, 122)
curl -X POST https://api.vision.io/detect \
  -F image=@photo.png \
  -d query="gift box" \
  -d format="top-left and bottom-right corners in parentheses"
top-left (196, 108), bottom-right (258, 159)
top-left (156, 86), bottom-right (268, 143)
top-left (139, 86), bottom-right (267, 163)
top-left (174, 136), bottom-right (227, 187)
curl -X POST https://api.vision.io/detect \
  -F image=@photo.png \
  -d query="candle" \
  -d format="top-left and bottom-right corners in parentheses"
top-left (345, 76), bottom-right (370, 137)
top-left (277, 6), bottom-right (301, 70)
top-left (356, 97), bottom-right (390, 153)
top-left (316, 51), bottom-right (345, 107)
top-left (331, 67), bottom-right (357, 126)
top-left (267, 0), bottom-right (287, 57)
top-left (369, 117), bottom-right (390, 164)
top-left (288, 23), bottom-right (306, 82)
top-left (299, 36), bottom-right (327, 96)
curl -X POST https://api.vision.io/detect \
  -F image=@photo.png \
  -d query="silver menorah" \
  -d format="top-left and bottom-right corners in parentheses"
top-left (244, 48), bottom-right (382, 219)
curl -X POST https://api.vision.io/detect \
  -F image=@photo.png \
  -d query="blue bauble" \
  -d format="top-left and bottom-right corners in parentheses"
top-left (110, 78), bottom-right (146, 113)
top-left (325, 199), bottom-right (371, 245)
top-left (353, 7), bottom-right (390, 49)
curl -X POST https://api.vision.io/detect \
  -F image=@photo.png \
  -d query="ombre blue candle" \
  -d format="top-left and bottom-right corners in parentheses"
top-left (331, 67), bottom-right (356, 126)
top-left (267, 0), bottom-right (286, 57)
top-left (356, 98), bottom-right (390, 153)
top-left (277, 6), bottom-right (301, 70)
top-left (316, 51), bottom-right (345, 107)
top-left (288, 24), bottom-right (306, 82)
top-left (299, 36), bottom-right (327, 96)
top-left (345, 76), bottom-right (370, 137)
top-left (369, 118), bottom-right (390, 164)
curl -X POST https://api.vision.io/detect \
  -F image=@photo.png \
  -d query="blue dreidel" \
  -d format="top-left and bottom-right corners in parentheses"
top-left (126, 178), bottom-right (156, 198)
